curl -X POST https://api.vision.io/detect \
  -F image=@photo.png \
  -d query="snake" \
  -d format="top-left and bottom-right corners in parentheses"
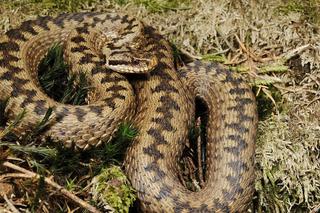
top-left (0, 12), bottom-right (258, 212)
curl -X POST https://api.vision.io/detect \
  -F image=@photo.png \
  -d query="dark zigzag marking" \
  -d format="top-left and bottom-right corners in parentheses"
top-left (146, 128), bottom-right (169, 145)
top-left (172, 197), bottom-right (192, 213)
top-left (227, 160), bottom-right (249, 173)
top-left (155, 184), bottom-right (172, 201)
top-left (70, 36), bottom-right (86, 43)
top-left (151, 117), bottom-right (174, 131)
top-left (20, 89), bottom-right (37, 108)
top-left (105, 85), bottom-right (127, 93)
top-left (229, 87), bottom-right (250, 95)
top-left (75, 24), bottom-right (89, 34)
top-left (143, 144), bottom-right (164, 160)
top-left (223, 134), bottom-right (248, 155)
top-left (144, 161), bottom-right (165, 182)
top-left (108, 60), bottom-right (132, 66)
top-left (6, 29), bottom-right (27, 41)
top-left (74, 107), bottom-right (86, 122)
top-left (9, 78), bottom-right (31, 98)
top-left (213, 199), bottom-right (231, 213)
top-left (151, 83), bottom-right (179, 93)
top-left (123, 23), bottom-right (139, 32)
top-left (88, 105), bottom-right (103, 116)
top-left (225, 175), bottom-right (244, 198)
top-left (0, 41), bottom-right (20, 51)
top-left (225, 122), bottom-right (249, 133)
top-left (100, 75), bottom-right (125, 83)
top-left (55, 107), bottom-right (70, 122)
top-left (103, 93), bottom-right (126, 110)
top-left (222, 71), bottom-right (243, 85)
top-left (91, 65), bottom-right (106, 75)
top-left (158, 96), bottom-right (180, 111)
top-left (19, 20), bottom-right (38, 35)
top-left (71, 45), bottom-right (90, 52)
top-left (34, 100), bottom-right (47, 115)
top-left (79, 53), bottom-right (95, 64)
top-left (33, 16), bottom-right (51, 31)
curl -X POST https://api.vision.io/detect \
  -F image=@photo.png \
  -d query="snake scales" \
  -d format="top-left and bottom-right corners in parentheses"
top-left (0, 12), bottom-right (258, 212)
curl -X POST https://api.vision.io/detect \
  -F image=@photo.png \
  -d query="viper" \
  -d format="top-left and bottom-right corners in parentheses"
top-left (0, 12), bottom-right (258, 212)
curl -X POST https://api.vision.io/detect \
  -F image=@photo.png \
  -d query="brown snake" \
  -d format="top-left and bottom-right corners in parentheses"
top-left (0, 12), bottom-right (258, 212)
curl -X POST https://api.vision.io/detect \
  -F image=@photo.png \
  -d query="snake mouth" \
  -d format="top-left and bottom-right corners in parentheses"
top-left (107, 56), bottom-right (158, 74)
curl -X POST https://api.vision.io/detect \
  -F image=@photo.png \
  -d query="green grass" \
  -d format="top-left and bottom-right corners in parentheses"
top-left (0, 42), bottom-right (138, 211)
top-left (30, 0), bottom-right (97, 12)
top-left (278, 0), bottom-right (320, 24)
top-left (38, 43), bottom-right (90, 105)
top-left (124, 0), bottom-right (192, 12)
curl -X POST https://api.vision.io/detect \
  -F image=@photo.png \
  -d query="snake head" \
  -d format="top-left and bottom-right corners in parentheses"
top-left (105, 48), bottom-right (158, 74)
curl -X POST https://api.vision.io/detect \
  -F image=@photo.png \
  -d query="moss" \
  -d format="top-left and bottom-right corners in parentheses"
top-left (202, 54), bottom-right (226, 63)
top-left (255, 113), bottom-right (320, 212)
top-left (133, 0), bottom-right (191, 13)
top-left (91, 166), bottom-right (136, 213)
top-left (278, 0), bottom-right (320, 24)
top-left (29, 0), bottom-right (97, 12)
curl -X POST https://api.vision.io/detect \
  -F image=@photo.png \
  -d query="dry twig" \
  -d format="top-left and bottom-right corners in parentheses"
top-left (195, 117), bottom-right (204, 187)
top-left (1, 161), bottom-right (104, 213)
top-left (2, 194), bottom-right (20, 213)
top-left (235, 34), bottom-right (263, 62)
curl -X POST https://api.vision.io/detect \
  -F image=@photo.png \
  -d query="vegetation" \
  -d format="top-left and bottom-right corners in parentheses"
top-left (278, 0), bottom-right (320, 24)
top-left (0, 0), bottom-right (319, 212)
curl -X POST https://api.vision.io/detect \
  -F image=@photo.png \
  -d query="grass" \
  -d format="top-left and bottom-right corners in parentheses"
top-left (29, 0), bottom-right (98, 12)
top-left (278, 0), bottom-right (320, 25)
top-left (38, 43), bottom-right (90, 105)
top-left (0, 42), bottom-right (138, 212)
top-left (133, 0), bottom-right (191, 12)
top-left (0, 102), bottom-right (138, 211)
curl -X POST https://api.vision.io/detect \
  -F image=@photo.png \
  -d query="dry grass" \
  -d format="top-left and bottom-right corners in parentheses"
top-left (0, 0), bottom-right (319, 212)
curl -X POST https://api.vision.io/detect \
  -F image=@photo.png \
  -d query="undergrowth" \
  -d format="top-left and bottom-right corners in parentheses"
top-left (0, 44), bottom-right (138, 212)
top-left (29, 0), bottom-right (97, 12)
top-left (113, 0), bottom-right (191, 12)
top-left (278, 0), bottom-right (320, 24)
top-left (38, 43), bottom-right (90, 105)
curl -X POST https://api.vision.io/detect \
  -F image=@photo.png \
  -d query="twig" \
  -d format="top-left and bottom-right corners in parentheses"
top-left (2, 194), bottom-right (20, 213)
top-left (281, 44), bottom-right (311, 61)
top-left (2, 161), bottom-right (104, 213)
top-left (195, 117), bottom-right (204, 188)
top-left (310, 203), bottom-right (320, 213)
top-left (235, 34), bottom-right (263, 62)
top-left (0, 172), bottom-right (32, 180)
top-left (179, 48), bottom-right (202, 60)
top-left (177, 163), bottom-right (187, 188)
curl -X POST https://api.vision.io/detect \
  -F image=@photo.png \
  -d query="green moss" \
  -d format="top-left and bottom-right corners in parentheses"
top-left (253, 86), bottom-right (282, 120)
top-left (91, 166), bottom-right (136, 213)
top-left (278, 0), bottom-right (320, 24)
top-left (29, 0), bottom-right (97, 12)
top-left (111, 0), bottom-right (129, 6)
top-left (201, 54), bottom-right (226, 63)
top-left (255, 114), bottom-right (320, 212)
top-left (133, 0), bottom-right (191, 12)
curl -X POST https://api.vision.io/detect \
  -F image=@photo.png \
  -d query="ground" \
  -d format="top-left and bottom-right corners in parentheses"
top-left (0, 0), bottom-right (319, 212)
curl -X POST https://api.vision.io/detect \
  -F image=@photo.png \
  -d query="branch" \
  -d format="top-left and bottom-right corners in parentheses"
top-left (1, 161), bottom-right (105, 213)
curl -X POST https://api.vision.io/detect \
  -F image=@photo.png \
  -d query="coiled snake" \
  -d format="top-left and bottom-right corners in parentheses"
top-left (0, 12), bottom-right (258, 212)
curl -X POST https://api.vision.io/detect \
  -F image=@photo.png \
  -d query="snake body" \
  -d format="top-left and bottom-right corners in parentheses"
top-left (0, 12), bottom-right (258, 212)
